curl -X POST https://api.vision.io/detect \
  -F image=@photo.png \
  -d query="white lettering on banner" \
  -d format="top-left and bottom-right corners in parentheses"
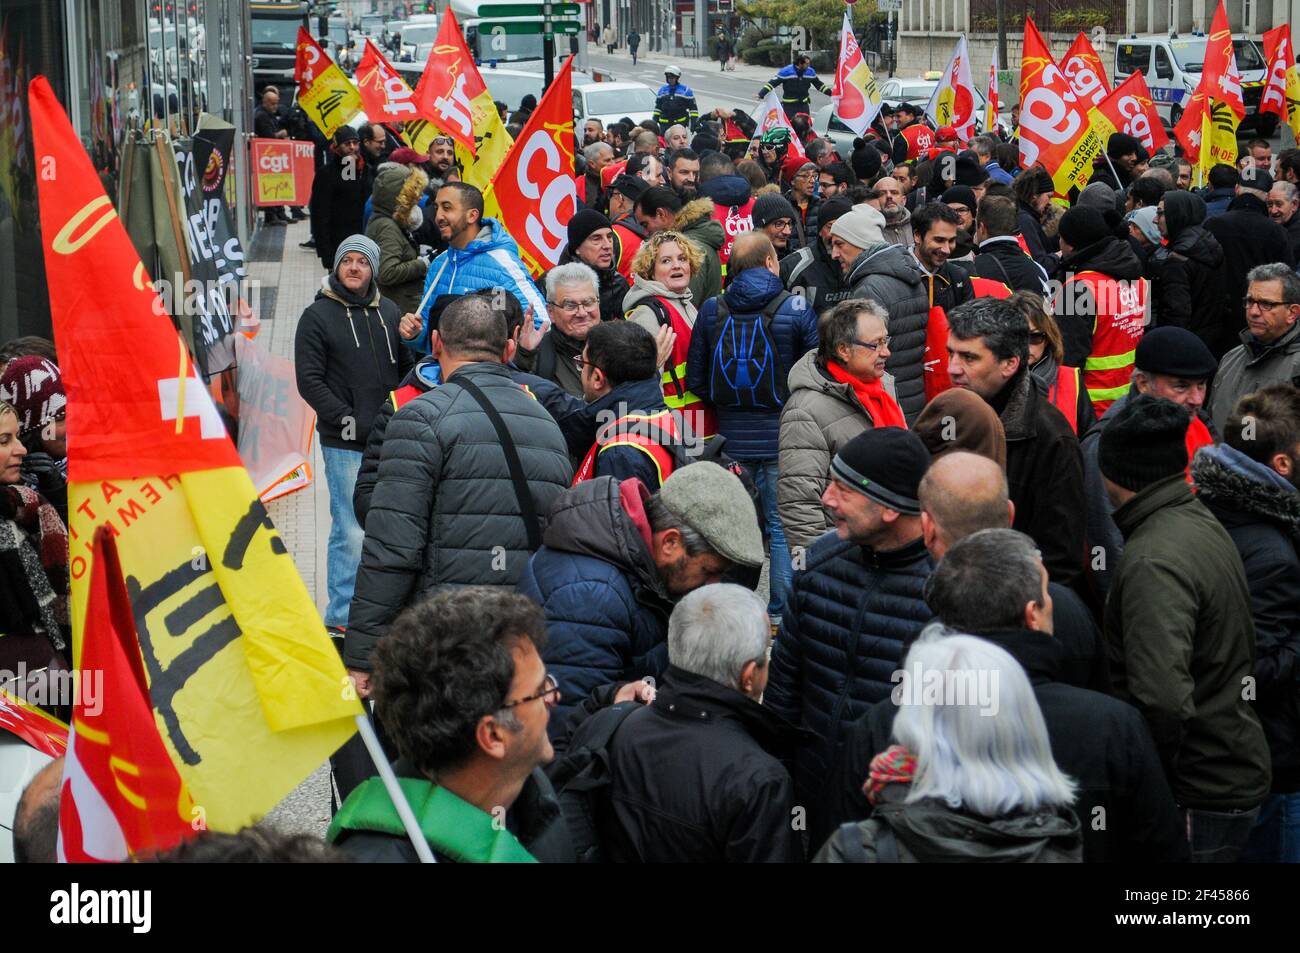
top-left (301, 44), bottom-right (320, 87)
top-left (1217, 68), bottom-right (1242, 103)
top-left (1115, 95), bottom-right (1154, 147)
top-left (434, 72), bottom-right (475, 138)
top-left (1063, 58), bottom-right (1106, 107)
top-left (259, 150), bottom-right (291, 173)
top-left (516, 129), bottom-right (573, 263)
top-left (1262, 52), bottom-right (1288, 111)
top-left (1019, 67), bottom-right (1082, 167)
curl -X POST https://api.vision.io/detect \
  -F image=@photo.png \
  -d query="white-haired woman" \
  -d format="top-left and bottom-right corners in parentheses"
top-left (815, 628), bottom-right (1082, 862)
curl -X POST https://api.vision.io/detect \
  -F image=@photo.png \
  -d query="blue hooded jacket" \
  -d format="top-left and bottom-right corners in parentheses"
top-left (686, 267), bottom-right (818, 460)
top-left (411, 217), bottom-right (548, 353)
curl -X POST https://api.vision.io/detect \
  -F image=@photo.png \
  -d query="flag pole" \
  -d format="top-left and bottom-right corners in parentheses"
top-left (355, 713), bottom-right (437, 864)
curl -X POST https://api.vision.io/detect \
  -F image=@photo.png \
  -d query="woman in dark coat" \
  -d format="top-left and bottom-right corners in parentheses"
top-left (1014, 166), bottom-right (1057, 265)
top-left (1146, 190), bottom-right (1231, 356)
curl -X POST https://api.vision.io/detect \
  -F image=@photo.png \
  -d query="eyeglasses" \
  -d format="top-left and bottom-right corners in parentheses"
top-left (1028, 331), bottom-right (1047, 345)
top-left (852, 336), bottom-right (891, 352)
top-left (573, 354), bottom-right (598, 371)
top-left (431, 136), bottom-right (455, 147)
top-left (1244, 296), bottom-right (1290, 311)
top-left (553, 297), bottom-right (598, 314)
top-left (501, 673), bottom-right (561, 709)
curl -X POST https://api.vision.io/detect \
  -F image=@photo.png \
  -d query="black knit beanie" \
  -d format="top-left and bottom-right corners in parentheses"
top-left (568, 209), bottom-right (612, 251)
top-left (830, 428), bottom-right (931, 515)
top-left (1098, 394), bottom-right (1189, 492)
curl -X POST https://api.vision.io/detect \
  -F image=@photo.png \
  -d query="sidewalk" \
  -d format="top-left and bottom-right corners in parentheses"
top-left (246, 215), bottom-right (335, 838)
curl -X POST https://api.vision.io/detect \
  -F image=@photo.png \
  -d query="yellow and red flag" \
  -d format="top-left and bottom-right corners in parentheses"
top-left (294, 27), bottom-right (363, 138)
top-left (984, 48), bottom-right (1001, 135)
top-left (925, 34), bottom-right (977, 141)
top-left (1089, 70), bottom-right (1170, 154)
top-left (411, 9), bottom-right (512, 189)
top-left (1062, 31), bottom-right (1112, 108)
top-left (831, 11), bottom-right (882, 137)
top-left (58, 527), bottom-right (197, 862)
top-left (1175, 0), bottom-right (1244, 180)
top-left (485, 56), bottom-right (579, 276)
top-left (354, 39), bottom-right (446, 157)
top-left (1261, 25), bottom-right (1300, 141)
top-left (0, 687), bottom-right (68, 759)
top-left (29, 75), bottom-right (362, 833)
top-left (1018, 17), bottom-right (1103, 195)
top-left (355, 38), bottom-right (420, 127)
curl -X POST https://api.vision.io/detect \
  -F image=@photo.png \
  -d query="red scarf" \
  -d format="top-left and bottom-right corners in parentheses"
top-left (826, 360), bottom-right (907, 429)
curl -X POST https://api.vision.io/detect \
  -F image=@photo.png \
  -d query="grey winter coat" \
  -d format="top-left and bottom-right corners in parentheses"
top-left (346, 362), bottom-right (574, 671)
top-left (844, 243), bottom-right (930, 422)
top-left (365, 164), bottom-right (429, 314)
top-left (1210, 322), bottom-right (1300, 434)
top-left (777, 351), bottom-right (897, 552)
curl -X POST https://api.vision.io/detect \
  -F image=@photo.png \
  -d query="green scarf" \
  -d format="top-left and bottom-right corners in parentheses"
top-left (327, 777), bottom-right (537, 863)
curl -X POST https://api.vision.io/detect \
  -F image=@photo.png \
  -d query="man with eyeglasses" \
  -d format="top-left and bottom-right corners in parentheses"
top-left (548, 209), bottom-right (629, 325)
top-left (331, 588), bottom-right (580, 862)
top-left (515, 262), bottom-right (604, 398)
top-left (1211, 264), bottom-right (1300, 434)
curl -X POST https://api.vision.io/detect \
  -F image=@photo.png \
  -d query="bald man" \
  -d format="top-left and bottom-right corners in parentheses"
top-left (13, 756), bottom-right (63, 863)
top-left (918, 451), bottom-right (1106, 692)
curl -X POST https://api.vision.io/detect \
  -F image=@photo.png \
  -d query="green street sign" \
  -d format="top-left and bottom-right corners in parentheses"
top-left (479, 18), bottom-right (581, 34)
top-left (477, 3), bottom-right (581, 16)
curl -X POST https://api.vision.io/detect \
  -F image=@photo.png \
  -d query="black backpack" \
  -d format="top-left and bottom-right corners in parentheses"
top-left (548, 702), bottom-right (642, 863)
top-left (706, 291), bottom-right (794, 411)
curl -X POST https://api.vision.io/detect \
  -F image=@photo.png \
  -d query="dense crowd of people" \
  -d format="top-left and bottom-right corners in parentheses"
top-left (8, 75), bottom-right (1300, 866)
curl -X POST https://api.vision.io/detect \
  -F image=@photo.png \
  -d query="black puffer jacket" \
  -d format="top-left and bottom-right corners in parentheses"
top-left (1204, 193), bottom-right (1297, 343)
top-left (845, 243), bottom-right (931, 422)
top-left (345, 362), bottom-right (574, 671)
top-left (561, 666), bottom-right (807, 862)
top-left (293, 279), bottom-right (414, 452)
top-left (972, 235), bottom-right (1050, 295)
top-left (994, 367), bottom-right (1087, 593)
top-left (1192, 443), bottom-right (1300, 794)
top-left (764, 533), bottom-right (933, 814)
top-left (1146, 191), bottom-right (1230, 355)
top-left (820, 629), bottom-right (1188, 862)
top-left (1054, 235), bottom-right (1146, 369)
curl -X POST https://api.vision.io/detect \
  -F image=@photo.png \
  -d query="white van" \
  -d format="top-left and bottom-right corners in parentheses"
top-left (1112, 33), bottom-right (1276, 136)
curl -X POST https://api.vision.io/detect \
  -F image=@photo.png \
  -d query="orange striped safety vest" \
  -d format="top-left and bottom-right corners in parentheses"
top-left (572, 409), bottom-right (682, 488)
top-left (1061, 270), bottom-right (1148, 418)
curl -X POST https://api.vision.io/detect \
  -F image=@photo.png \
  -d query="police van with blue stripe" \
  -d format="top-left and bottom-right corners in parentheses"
top-left (1112, 32), bottom-right (1277, 137)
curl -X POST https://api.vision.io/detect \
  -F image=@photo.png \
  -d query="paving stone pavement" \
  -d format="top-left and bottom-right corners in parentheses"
top-left (249, 218), bottom-right (337, 838)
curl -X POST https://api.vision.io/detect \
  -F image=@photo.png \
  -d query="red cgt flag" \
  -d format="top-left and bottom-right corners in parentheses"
top-left (294, 27), bottom-right (330, 97)
top-left (485, 56), bottom-right (579, 276)
top-left (412, 10), bottom-right (483, 157)
top-left (1090, 71), bottom-right (1170, 154)
top-left (355, 38), bottom-right (421, 125)
top-left (1061, 31), bottom-right (1112, 108)
top-left (1018, 17), bottom-right (1103, 196)
top-left (57, 527), bottom-right (196, 862)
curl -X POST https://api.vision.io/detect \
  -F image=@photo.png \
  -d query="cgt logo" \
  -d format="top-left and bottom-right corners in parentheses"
top-left (1115, 95), bottom-right (1155, 147)
top-left (516, 127), bottom-right (576, 263)
top-left (258, 149), bottom-right (290, 174)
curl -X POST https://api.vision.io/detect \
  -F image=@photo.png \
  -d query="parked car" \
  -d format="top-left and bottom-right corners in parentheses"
top-left (573, 81), bottom-right (656, 127)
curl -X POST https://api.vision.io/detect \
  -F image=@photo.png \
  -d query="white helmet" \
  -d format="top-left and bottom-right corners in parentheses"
top-left (664, 64), bottom-right (682, 78)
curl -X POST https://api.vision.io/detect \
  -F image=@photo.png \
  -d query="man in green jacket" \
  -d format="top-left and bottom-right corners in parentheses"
top-left (329, 587), bottom-right (574, 863)
top-left (1100, 394), bottom-right (1272, 863)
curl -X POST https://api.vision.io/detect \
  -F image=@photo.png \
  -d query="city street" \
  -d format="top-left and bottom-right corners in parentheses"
top-left (584, 45), bottom-right (835, 115)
